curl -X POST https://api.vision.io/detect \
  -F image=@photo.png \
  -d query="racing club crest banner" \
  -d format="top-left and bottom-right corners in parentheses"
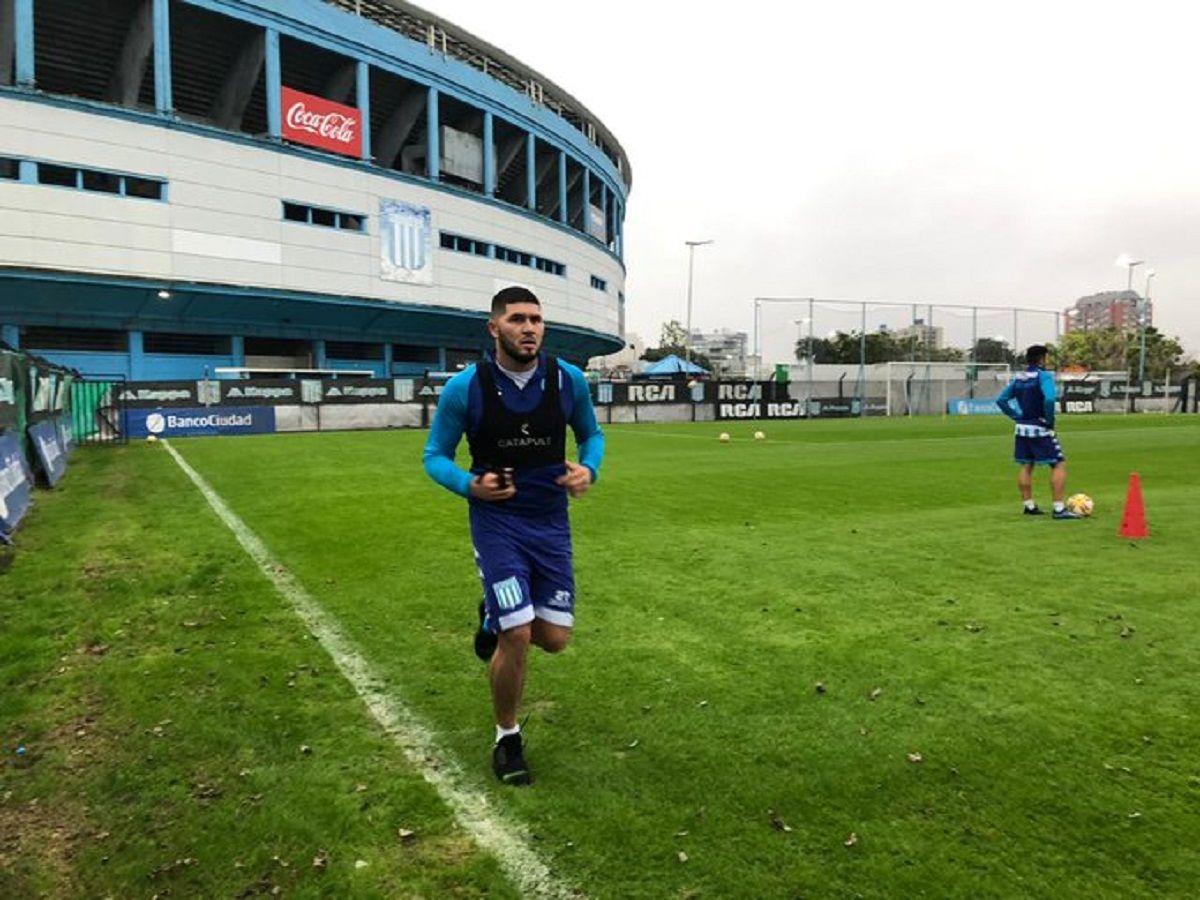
top-left (380, 200), bottom-right (432, 284)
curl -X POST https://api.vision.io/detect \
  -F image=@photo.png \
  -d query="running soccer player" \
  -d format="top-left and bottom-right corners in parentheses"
top-left (422, 286), bottom-right (605, 786)
top-left (996, 344), bottom-right (1082, 519)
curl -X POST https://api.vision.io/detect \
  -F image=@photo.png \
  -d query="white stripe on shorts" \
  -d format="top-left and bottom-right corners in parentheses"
top-left (535, 607), bottom-right (574, 628)
top-left (498, 607), bottom-right (535, 631)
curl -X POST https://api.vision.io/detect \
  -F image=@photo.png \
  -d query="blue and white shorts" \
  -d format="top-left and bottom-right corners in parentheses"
top-left (470, 507), bottom-right (575, 633)
top-left (1014, 434), bottom-right (1064, 466)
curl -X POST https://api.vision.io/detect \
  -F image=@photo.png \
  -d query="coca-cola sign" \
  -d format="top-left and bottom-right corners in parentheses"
top-left (281, 87), bottom-right (362, 158)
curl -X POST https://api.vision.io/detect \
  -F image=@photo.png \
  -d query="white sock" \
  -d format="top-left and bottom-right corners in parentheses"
top-left (1024, 499), bottom-right (1037, 511)
top-left (1053, 500), bottom-right (1065, 512)
top-left (495, 723), bottom-right (520, 744)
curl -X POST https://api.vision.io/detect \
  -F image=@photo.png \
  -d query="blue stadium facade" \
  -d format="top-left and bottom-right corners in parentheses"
top-left (0, 0), bottom-right (631, 379)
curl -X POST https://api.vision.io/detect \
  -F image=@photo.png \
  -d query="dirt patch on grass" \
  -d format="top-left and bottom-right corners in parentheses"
top-left (0, 698), bottom-right (113, 892)
top-left (0, 796), bottom-right (88, 893)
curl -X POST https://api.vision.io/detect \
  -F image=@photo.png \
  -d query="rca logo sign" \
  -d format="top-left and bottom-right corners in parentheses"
top-left (628, 384), bottom-right (676, 403)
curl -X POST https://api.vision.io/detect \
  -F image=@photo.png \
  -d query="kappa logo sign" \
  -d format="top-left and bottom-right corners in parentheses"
top-left (324, 385), bottom-right (390, 400)
top-left (225, 385), bottom-right (295, 401)
top-left (119, 388), bottom-right (193, 403)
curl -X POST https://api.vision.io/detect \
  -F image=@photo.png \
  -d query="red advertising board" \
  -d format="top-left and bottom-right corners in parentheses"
top-left (280, 87), bottom-right (362, 158)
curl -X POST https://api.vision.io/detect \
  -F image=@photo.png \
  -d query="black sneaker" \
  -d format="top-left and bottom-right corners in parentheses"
top-left (492, 732), bottom-right (532, 786)
top-left (474, 599), bottom-right (498, 662)
top-left (1052, 508), bottom-right (1083, 520)
top-left (1023, 506), bottom-right (1045, 516)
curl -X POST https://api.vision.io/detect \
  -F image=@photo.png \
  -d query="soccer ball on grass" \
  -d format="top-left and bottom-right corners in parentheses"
top-left (1065, 493), bottom-right (1094, 517)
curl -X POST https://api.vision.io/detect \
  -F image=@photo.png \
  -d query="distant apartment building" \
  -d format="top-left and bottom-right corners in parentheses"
top-left (1064, 291), bottom-right (1150, 333)
top-left (588, 332), bottom-right (646, 378)
top-left (893, 318), bottom-right (944, 350)
top-left (688, 328), bottom-right (750, 376)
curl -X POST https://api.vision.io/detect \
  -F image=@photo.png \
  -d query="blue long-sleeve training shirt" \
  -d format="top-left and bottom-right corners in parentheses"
top-left (996, 366), bottom-right (1057, 433)
top-left (422, 355), bottom-right (604, 517)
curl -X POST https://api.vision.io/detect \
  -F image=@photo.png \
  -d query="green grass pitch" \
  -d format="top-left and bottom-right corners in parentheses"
top-left (2, 415), bottom-right (1198, 898)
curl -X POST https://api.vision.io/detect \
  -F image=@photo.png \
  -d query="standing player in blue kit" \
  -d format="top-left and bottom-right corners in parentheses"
top-left (423, 286), bottom-right (605, 785)
top-left (996, 344), bottom-right (1082, 519)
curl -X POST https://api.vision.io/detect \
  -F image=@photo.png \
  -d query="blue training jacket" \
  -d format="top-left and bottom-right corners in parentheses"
top-left (422, 354), bottom-right (604, 517)
top-left (996, 366), bottom-right (1057, 432)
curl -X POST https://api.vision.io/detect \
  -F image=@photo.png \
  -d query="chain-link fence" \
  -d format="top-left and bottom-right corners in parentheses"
top-left (753, 298), bottom-right (1061, 380)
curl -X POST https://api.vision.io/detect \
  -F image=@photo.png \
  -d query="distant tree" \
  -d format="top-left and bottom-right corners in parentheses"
top-left (795, 329), bottom-right (914, 364)
top-left (641, 319), bottom-right (712, 370)
top-left (1054, 326), bottom-right (1186, 379)
top-left (922, 344), bottom-right (967, 363)
top-left (969, 337), bottom-right (1017, 366)
top-left (1056, 328), bottom-right (1127, 372)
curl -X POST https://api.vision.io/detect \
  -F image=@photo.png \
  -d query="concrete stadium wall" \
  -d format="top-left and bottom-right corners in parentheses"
top-left (0, 97), bottom-right (622, 337)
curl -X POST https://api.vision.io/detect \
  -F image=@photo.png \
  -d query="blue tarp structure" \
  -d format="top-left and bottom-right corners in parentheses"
top-left (641, 355), bottom-right (709, 376)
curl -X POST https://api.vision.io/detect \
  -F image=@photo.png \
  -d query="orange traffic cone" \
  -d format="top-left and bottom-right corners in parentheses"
top-left (1118, 472), bottom-right (1150, 539)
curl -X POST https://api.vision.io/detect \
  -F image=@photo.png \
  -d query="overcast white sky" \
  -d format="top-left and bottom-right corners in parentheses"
top-left (431, 0), bottom-right (1200, 363)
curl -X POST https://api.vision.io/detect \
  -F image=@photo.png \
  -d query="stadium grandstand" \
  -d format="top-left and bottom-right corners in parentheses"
top-left (0, 0), bottom-right (630, 379)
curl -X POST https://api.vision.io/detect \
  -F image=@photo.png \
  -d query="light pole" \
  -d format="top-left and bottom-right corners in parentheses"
top-left (1116, 254), bottom-right (1147, 396)
top-left (684, 239), bottom-right (714, 365)
top-left (1138, 270), bottom-right (1155, 385)
top-left (796, 313), bottom-right (814, 406)
top-left (1115, 253), bottom-right (1144, 292)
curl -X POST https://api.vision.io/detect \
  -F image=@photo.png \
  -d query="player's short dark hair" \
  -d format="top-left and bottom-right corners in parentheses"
top-left (1026, 344), bottom-right (1048, 366)
top-left (491, 286), bottom-right (539, 317)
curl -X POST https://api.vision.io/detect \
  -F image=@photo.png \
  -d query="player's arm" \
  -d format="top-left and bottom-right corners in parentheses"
top-left (558, 364), bottom-right (604, 496)
top-left (995, 381), bottom-right (1020, 420)
top-left (1040, 371), bottom-right (1058, 429)
top-left (421, 374), bottom-right (474, 498)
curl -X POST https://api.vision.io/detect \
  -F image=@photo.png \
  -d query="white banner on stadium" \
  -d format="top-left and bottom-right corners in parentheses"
top-left (380, 200), bottom-right (432, 284)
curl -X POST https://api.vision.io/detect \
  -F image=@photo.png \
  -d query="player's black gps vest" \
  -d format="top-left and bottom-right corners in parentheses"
top-left (468, 356), bottom-right (566, 472)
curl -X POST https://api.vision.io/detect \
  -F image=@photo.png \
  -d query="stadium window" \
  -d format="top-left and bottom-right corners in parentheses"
top-left (282, 201), bottom-right (366, 233)
top-left (82, 169), bottom-right (121, 194)
top-left (591, 275), bottom-right (607, 291)
top-left (284, 202), bottom-right (309, 223)
top-left (21, 326), bottom-right (128, 352)
top-left (244, 336), bottom-right (310, 358)
top-left (1, 157), bottom-right (20, 180)
top-left (495, 244), bottom-right (533, 266)
top-left (392, 343), bottom-right (440, 364)
top-left (34, 161), bottom-right (166, 199)
top-left (124, 176), bottom-right (165, 200)
top-left (143, 332), bottom-right (232, 355)
top-left (440, 230), bottom-right (495, 257)
top-left (534, 257), bottom-right (565, 276)
top-left (37, 163), bottom-right (78, 187)
top-left (326, 341), bottom-right (381, 360)
top-left (445, 347), bottom-right (481, 370)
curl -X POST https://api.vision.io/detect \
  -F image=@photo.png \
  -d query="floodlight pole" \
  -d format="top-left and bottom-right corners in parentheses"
top-left (684, 239), bottom-right (714, 366)
top-left (858, 302), bottom-right (866, 410)
top-left (808, 298), bottom-right (814, 405)
top-left (1139, 271), bottom-right (1155, 386)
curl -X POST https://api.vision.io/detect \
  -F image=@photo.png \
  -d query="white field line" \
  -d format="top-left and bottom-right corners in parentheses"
top-left (163, 440), bottom-right (581, 900)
